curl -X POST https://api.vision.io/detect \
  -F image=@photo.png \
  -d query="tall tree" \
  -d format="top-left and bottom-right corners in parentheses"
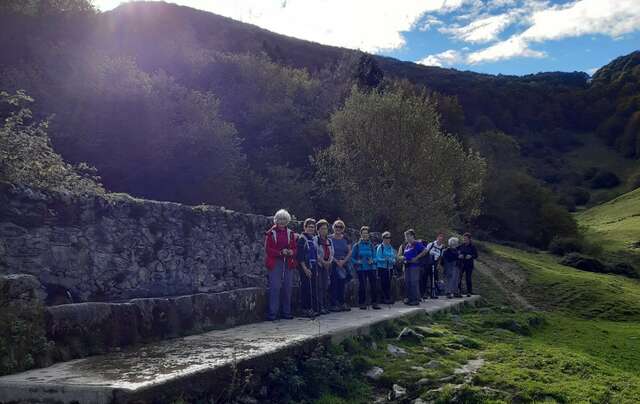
top-left (318, 83), bottom-right (485, 236)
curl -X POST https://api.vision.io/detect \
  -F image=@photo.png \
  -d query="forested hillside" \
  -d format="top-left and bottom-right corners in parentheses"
top-left (0, 0), bottom-right (638, 252)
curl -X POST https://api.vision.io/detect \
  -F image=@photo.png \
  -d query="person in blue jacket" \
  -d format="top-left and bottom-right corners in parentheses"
top-left (352, 226), bottom-right (380, 310)
top-left (375, 231), bottom-right (396, 304)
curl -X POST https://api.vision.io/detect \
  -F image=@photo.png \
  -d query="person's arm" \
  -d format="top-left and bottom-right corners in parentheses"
top-left (414, 243), bottom-right (429, 261)
top-left (265, 234), bottom-right (282, 258)
top-left (344, 241), bottom-right (353, 263)
top-left (375, 244), bottom-right (383, 266)
top-left (289, 234), bottom-right (298, 258)
top-left (296, 237), bottom-right (309, 272)
top-left (396, 244), bottom-right (404, 261)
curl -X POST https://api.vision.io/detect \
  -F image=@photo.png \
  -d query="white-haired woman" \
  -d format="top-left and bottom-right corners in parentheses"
top-left (442, 237), bottom-right (462, 298)
top-left (264, 209), bottom-right (298, 320)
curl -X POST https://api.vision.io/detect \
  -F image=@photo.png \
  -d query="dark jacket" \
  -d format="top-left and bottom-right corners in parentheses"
top-left (442, 247), bottom-right (460, 267)
top-left (458, 243), bottom-right (478, 270)
top-left (296, 233), bottom-right (317, 269)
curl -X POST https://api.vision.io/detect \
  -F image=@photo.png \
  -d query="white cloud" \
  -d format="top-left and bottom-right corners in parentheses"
top-left (419, 16), bottom-right (444, 32)
top-left (454, 0), bottom-right (640, 65)
top-left (466, 35), bottom-right (545, 64)
top-left (416, 49), bottom-right (464, 67)
top-left (439, 13), bottom-right (515, 43)
top-left (520, 0), bottom-right (640, 42)
top-left (96, 0), bottom-right (470, 53)
top-left (586, 67), bottom-right (598, 75)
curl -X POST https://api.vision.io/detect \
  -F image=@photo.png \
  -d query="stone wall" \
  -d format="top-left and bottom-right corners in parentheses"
top-left (0, 182), bottom-right (278, 302)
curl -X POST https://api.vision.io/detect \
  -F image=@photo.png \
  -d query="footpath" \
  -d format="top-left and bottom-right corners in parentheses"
top-left (0, 296), bottom-right (479, 404)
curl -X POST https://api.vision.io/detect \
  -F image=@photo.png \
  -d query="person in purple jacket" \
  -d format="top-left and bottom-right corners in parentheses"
top-left (397, 229), bottom-right (429, 306)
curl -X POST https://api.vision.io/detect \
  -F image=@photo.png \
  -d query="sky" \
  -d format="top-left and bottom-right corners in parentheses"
top-left (94, 0), bottom-right (640, 76)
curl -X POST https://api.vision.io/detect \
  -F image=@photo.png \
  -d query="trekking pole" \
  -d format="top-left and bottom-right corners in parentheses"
top-left (431, 262), bottom-right (436, 299)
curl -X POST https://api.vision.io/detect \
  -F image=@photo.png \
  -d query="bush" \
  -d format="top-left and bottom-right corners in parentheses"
top-left (570, 187), bottom-right (591, 206)
top-left (560, 253), bottom-right (606, 273)
top-left (590, 170), bottom-right (620, 189)
top-left (0, 90), bottom-right (104, 195)
top-left (548, 237), bottom-right (584, 256)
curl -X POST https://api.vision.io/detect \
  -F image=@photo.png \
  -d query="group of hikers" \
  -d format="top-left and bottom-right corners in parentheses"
top-left (264, 209), bottom-right (478, 321)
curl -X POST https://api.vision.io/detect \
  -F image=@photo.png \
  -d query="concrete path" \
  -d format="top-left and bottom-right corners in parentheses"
top-left (0, 296), bottom-right (479, 404)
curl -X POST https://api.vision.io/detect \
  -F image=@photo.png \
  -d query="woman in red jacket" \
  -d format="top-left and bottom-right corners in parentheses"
top-left (264, 209), bottom-right (297, 321)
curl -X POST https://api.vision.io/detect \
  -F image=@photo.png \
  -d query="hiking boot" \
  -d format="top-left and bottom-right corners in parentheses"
top-left (282, 314), bottom-right (294, 320)
top-left (467, 293), bottom-right (472, 297)
top-left (320, 308), bottom-right (330, 315)
top-left (372, 304), bottom-right (381, 310)
top-left (447, 294), bottom-right (453, 299)
top-left (329, 306), bottom-right (341, 312)
top-left (359, 305), bottom-right (367, 310)
top-left (341, 304), bottom-right (351, 312)
top-left (407, 301), bottom-right (420, 306)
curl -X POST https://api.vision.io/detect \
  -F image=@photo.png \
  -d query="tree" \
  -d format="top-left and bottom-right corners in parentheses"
top-left (469, 131), bottom-right (578, 248)
top-left (0, 90), bottom-right (103, 195)
top-left (318, 84), bottom-right (485, 237)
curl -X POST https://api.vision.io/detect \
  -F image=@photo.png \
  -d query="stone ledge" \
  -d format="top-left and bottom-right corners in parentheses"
top-left (45, 287), bottom-right (268, 362)
top-left (0, 296), bottom-right (480, 404)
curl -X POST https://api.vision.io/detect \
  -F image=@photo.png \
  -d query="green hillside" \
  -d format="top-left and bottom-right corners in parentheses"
top-left (576, 187), bottom-right (640, 268)
top-left (262, 244), bottom-right (640, 403)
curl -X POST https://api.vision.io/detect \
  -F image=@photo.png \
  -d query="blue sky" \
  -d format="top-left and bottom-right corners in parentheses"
top-left (96, 0), bottom-right (640, 76)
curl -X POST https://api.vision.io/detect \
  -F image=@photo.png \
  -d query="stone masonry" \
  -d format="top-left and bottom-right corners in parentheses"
top-left (0, 181), bottom-right (280, 303)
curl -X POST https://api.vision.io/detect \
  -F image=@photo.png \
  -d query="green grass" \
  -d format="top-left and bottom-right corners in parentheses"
top-left (321, 309), bottom-right (640, 404)
top-left (575, 187), bottom-right (640, 268)
top-left (302, 242), bottom-right (640, 404)
top-left (456, 311), bottom-right (640, 404)
top-left (488, 243), bottom-right (640, 321)
top-left (218, 241), bottom-right (640, 404)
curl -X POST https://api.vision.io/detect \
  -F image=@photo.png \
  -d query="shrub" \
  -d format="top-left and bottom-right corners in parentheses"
top-left (548, 237), bottom-right (584, 256)
top-left (590, 170), bottom-right (620, 189)
top-left (560, 253), bottom-right (606, 273)
top-left (570, 187), bottom-right (591, 206)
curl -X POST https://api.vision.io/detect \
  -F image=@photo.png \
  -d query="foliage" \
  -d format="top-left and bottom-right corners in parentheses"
top-left (588, 51), bottom-right (640, 158)
top-left (319, 83), bottom-right (486, 237)
top-left (262, 344), bottom-right (371, 403)
top-left (590, 169), bottom-right (621, 189)
top-left (0, 302), bottom-right (51, 376)
top-left (0, 90), bottom-right (104, 195)
top-left (469, 131), bottom-right (578, 248)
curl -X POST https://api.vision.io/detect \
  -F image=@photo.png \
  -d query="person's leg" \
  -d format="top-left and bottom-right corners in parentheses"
top-left (379, 268), bottom-right (388, 303)
top-left (338, 272), bottom-right (347, 307)
top-left (358, 271), bottom-right (367, 307)
top-left (329, 264), bottom-right (339, 310)
top-left (419, 265), bottom-right (427, 298)
top-left (298, 267), bottom-right (311, 311)
top-left (453, 265), bottom-right (462, 297)
top-left (319, 265), bottom-right (330, 312)
top-left (369, 270), bottom-right (380, 307)
top-left (282, 267), bottom-right (293, 317)
top-left (458, 267), bottom-right (464, 295)
top-left (268, 262), bottom-right (283, 320)
top-left (404, 266), bottom-right (410, 303)
top-left (310, 265), bottom-right (319, 313)
top-left (466, 266), bottom-right (473, 295)
top-left (408, 266), bottom-right (420, 303)
top-left (425, 264), bottom-right (433, 297)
